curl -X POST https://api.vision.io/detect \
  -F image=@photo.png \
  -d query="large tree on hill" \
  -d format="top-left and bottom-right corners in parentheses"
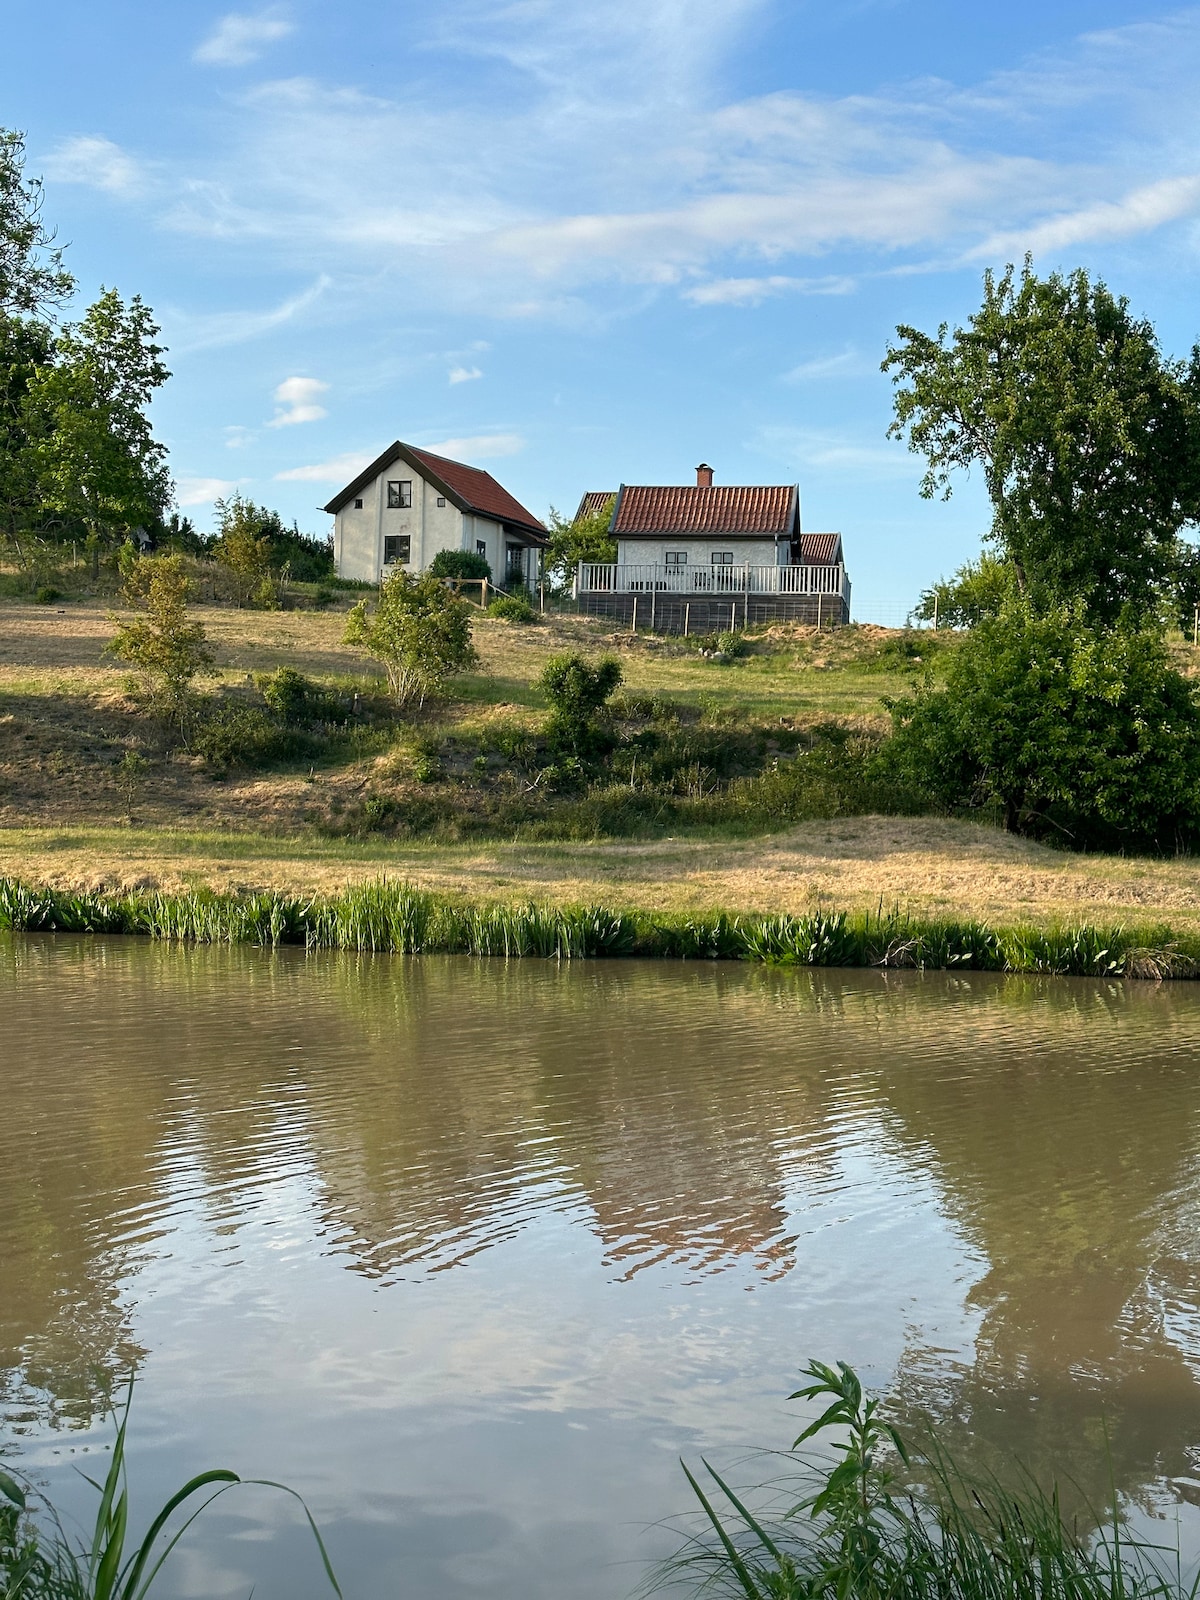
top-left (0, 129), bottom-right (74, 317)
top-left (883, 261), bottom-right (1200, 624)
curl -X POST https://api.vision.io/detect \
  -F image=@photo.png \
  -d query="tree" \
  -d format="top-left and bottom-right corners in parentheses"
top-left (429, 548), bottom-right (491, 582)
top-left (0, 311), bottom-right (53, 554)
top-left (544, 496), bottom-right (616, 592)
top-left (109, 553), bottom-right (214, 729)
top-left (911, 555), bottom-right (1017, 629)
top-left (344, 569), bottom-right (477, 706)
top-left (884, 598), bottom-right (1200, 849)
top-left (883, 262), bottom-right (1200, 624)
top-left (0, 128), bottom-right (74, 317)
top-left (29, 289), bottom-right (172, 561)
top-left (539, 652), bottom-right (623, 760)
top-left (212, 493), bottom-right (276, 607)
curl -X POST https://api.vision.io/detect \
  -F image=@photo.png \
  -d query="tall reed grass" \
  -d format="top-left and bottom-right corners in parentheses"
top-left (0, 876), bottom-right (1196, 977)
top-left (651, 1359), bottom-right (1195, 1600)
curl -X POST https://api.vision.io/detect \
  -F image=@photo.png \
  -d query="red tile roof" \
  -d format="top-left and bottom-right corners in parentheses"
top-left (799, 532), bottom-right (842, 565)
top-left (614, 484), bottom-right (798, 538)
top-left (573, 490), bottom-right (617, 523)
top-left (323, 440), bottom-right (546, 542)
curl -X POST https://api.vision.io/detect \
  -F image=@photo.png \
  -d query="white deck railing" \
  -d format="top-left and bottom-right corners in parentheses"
top-left (576, 562), bottom-right (850, 601)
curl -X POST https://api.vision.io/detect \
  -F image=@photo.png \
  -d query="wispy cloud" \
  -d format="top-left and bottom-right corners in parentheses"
top-left (43, 135), bottom-right (147, 197)
top-left (685, 275), bottom-right (855, 307)
top-left (448, 365), bottom-right (483, 384)
top-left (421, 432), bottom-right (525, 460)
top-left (161, 276), bottom-right (330, 354)
top-left (176, 475), bottom-right (240, 506)
top-left (267, 374), bottom-right (329, 427)
top-left (275, 450), bottom-right (374, 483)
top-left (194, 8), bottom-right (293, 67)
top-left (968, 173), bottom-right (1200, 260)
top-left (756, 425), bottom-right (915, 479)
top-left (781, 348), bottom-right (872, 382)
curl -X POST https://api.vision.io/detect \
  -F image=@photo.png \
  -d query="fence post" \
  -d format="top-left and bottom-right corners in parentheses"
top-left (684, 602), bottom-right (690, 638)
top-left (932, 593), bottom-right (938, 631)
top-left (650, 586), bottom-right (656, 630)
top-left (572, 564), bottom-right (580, 601)
top-left (482, 578), bottom-right (489, 608)
top-left (731, 602), bottom-right (736, 631)
top-left (817, 593), bottom-right (823, 630)
top-left (1194, 606), bottom-right (1198, 648)
top-left (539, 580), bottom-right (545, 613)
top-left (632, 594), bottom-right (638, 632)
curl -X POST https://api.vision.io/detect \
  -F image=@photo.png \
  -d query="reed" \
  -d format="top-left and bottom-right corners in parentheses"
top-left (2, 876), bottom-right (1199, 978)
top-left (650, 1359), bottom-right (1195, 1600)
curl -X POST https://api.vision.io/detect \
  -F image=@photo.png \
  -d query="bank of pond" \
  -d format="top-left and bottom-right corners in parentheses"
top-left (0, 875), bottom-right (1196, 978)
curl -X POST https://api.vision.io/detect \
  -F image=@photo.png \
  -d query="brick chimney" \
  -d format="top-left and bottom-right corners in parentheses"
top-left (695, 462), bottom-right (713, 487)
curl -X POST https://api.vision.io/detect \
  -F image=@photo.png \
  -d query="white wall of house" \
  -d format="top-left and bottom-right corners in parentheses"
top-left (616, 537), bottom-right (787, 569)
top-left (334, 463), bottom-right (510, 581)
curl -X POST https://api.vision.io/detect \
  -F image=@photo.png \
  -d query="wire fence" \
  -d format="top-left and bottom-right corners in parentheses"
top-left (847, 602), bottom-right (931, 629)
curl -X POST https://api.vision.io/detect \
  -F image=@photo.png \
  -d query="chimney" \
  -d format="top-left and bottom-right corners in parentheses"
top-left (695, 462), bottom-right (713, 488)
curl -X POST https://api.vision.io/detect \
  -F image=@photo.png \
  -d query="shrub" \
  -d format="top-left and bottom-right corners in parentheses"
top-left (260, 666), bottom-right (344, 725)
top-left (487, 594), bottom-right (538, 623)
top-left (193, 703), bottom-right (297, 769)
top-left (912, 554), bottom-right (1017, 628)
top-left (429, 548), bottom-right (491, 582)
top-left (345, 569), bottom-right (478, 706)
top-left (539, 652), bottom-right (623, 761)
top-left (33, 584), bottom-right (61, 604)
top-left (108, 553), bottom-right (214, 730)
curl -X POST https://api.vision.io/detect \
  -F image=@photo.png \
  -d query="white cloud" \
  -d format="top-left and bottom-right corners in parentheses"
top-left (194, 8), bottom-right (293, 67)
top-left (224, 426), bottom-right (257, 448)
top-left (781, 348), bottom-right (872, 382)
top-left (685, 274), bottom-right (855, 307)
top-left (267, 374), bottom-right (329, 427)
top-left (421, 432), bottom-right (525, 460)
top-left (968, 173), bottom-right (1200, 260)
top-left (448, 365), bottom-right (483, 384)
top-left (176, 475), bottom-right (239, 506)
top-left (43, 136), bottom-right (146, 197)
top-left (275, 451), bottom-right (374, 483)
top-left (756, 425), bottom-right (915, 479)
top-left (162, 276), bottom-right (331, 354)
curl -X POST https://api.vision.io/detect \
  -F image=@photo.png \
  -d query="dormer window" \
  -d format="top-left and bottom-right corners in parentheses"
top-left (387, 480), bottom-right (412, 509)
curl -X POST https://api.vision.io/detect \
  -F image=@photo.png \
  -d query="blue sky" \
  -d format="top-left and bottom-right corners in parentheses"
top-left (5, 0), bottom-right (1200, 615)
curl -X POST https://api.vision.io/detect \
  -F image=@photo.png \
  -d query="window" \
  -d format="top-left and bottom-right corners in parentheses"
top-left (387, 480), bottom-right (412, 509)
top-left (437, 496), bottom-right (446, 507)
top-left (353, 498), bottom-right (363, 509)
top-left (383, 534), bottom-right (411, 565)
top-left (711, 551), bottom-right (734, 565)
top-left (664, 551), bottom-right (688, 566)
top-left (476, 540), bottom-right (487, 559)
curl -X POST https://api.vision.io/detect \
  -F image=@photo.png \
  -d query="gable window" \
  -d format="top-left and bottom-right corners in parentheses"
top-left (437, 496), bottom-right (447, 507)
top-left (711, 551), bottom-right (734, 565)
top-left (353, 498), bottom-right (363, 509)
top-left (387, 480), bottom-right (412, 509)
top-left (664, 551), bottom-right (687, 566)
top-left (383, 534), bottom-right (411, 566)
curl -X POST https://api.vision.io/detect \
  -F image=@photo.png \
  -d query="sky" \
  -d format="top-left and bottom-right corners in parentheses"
top-left (6, 0), bottom-right (1200, 616)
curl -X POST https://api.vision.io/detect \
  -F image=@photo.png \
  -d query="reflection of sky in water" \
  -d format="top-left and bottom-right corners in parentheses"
top-left (3, 939), bottom-right (1200, 1599)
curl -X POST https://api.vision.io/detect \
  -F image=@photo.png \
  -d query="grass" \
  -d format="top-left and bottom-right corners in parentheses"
top-left (2, 874), bottom-right (1197, 976)
top-left (652, 1359), bottom-right (1195, 1600)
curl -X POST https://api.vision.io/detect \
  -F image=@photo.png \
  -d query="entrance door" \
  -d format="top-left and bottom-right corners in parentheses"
top-left (505, 544), bottom-right (526, 586)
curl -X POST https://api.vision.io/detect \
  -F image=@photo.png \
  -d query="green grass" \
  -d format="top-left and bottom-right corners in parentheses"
top-left (652, 1359), bottom-right (1194, 1600)
top-left (1, 876), bottom-right (1196, 976)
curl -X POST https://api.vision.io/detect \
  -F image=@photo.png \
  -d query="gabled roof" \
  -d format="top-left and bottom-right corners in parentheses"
top-left (573, 490), bottom-right (617, 523)
top-left (323, 440), bottom-right (547, 543)
top-left (613, 483), bottom-right (799, 538)
top-left (799, 532), bottom-right (842, 565)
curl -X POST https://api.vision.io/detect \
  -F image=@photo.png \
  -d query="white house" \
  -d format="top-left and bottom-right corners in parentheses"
top-left (324, 440), bottom-right (547, 586)
top-left (572, 465), bottom-right (850, 630)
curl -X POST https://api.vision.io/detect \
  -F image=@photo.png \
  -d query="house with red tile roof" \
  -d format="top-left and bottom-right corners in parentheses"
top-left (324, 441), bottom-right (546, 586)
top-left (571, 465), bottom-right (849, 630)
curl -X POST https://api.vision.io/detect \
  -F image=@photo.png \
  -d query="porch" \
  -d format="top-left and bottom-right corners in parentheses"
top-left (573, 562), bottom-right (851, 631)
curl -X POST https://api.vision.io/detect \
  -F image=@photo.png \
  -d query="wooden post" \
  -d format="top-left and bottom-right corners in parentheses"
top-left (731, 602), bottom-right (736, 631)
top-left (1193, 606), bottom-right (1198, 648)
top-left (650, 586), bottom-right (656, 630)
top-left (933, 593), bottom-right (939, 631)
top-left (482, 577), bottom-right (489, 608)
top-left (572, 564), bottom-right (580, 601)
top-left (744, 593), bottom-right (749, 628)
top-left (631, 594), bottom-right (638, 632)
top-left (817, 593), bottom-right (823, 630)
top-left (539, 580), bottom-right (545, 613)
top-left (684, 602), bottom-right (690, 637)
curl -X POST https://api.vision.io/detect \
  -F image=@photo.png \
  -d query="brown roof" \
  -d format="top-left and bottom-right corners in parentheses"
top-left (799, 532), bottom-right (842, 565)
top-left (573, 490), bottom-right (617, 524)
top-left (323, 440), bottom-right (546, 542)
top-left (613, 483), bottom-right (798, 538)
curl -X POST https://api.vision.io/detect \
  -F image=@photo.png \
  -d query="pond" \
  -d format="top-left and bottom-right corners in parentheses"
top-left (3, 936), bottom-right (1200, 1598)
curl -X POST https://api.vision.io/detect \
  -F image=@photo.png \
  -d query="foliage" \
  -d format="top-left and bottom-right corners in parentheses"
top-left (884, 599), bottom-right (1200, 848)
top-left (114, 750), bottom-right (150, 813)
top-left (429, 548), bottom-right (491, 582)
top-left (884, 261), bottom-right (1200, 623)
top-left (0, 1380), bottom-right (340, 1599)
top-left (192, 704), bottom-right (295, 770)
top-left (260, 666), bottom-right (345, 725)
top-left (0, 311), bottom-right (53, 543)
top-left (911, 555), bottom-right (1017, 629)
top-left (654, 1360), bottom-right (1187, 1600)
top-left (544, 495), bottom-right (617, 591)
top-left (28, 289), bottom-right (172, 551)
top-left (487, 593), bottom-right (538, 622)
top-left (344, 568), bottom-right (477, 706)
top-left (108, 554), bottom-right (214, 728)
top-left (212, 493), bottom-right (276, 607)
top-left (0, 127), bottom-right (74, 316)
top-left (539, 652), bottom-right (623, 759)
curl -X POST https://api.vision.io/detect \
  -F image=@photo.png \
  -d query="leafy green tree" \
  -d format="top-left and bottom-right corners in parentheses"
top-left (345, 569), bottom-right (477, 706)
top-left (29, 289), bottom-right (171, 563)
top-left (429, 548), bottom-right (491, 582)
top-left (912, 554), bottom-right (1018, 629)
top-left (0, 311), bottom-right (53, 555)
top-left (539, 652), bottom-right (623, 759)
top-left (213, 493), bottom-right (276, 607)
top-left (545, 496), bottom-right (616, 592)
top-left (0, 128), bottom-right (74, 316)
top-left (884, 262), bottom-right (1200, 624)
top-left (884, 598), bottom-right (1200, 848)
top-left (109, 553), bottom-right (214, 729)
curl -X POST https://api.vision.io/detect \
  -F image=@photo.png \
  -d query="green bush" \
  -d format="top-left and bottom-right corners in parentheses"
top-left (430, 548), bottom-right (491, 581)
top-left (540, 652), bottom-right (623, 762)
top-left (487, 594), bottom-right (538, 623)
top-left (33, 584), bottom-right (61, 604)
top-left (193, 703), bottom-right (302, 769)
top-left (260, 666), bottom-right (345, 725)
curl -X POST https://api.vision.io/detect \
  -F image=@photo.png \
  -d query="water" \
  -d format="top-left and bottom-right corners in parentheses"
top-left (3, 935), bottom-right (1200, 1597)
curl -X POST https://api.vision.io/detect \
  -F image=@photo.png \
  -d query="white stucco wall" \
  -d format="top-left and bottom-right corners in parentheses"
top-left (335, 463), bottom-right (472, 581)
top-left (617, 537), bottom-right (786, 569)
